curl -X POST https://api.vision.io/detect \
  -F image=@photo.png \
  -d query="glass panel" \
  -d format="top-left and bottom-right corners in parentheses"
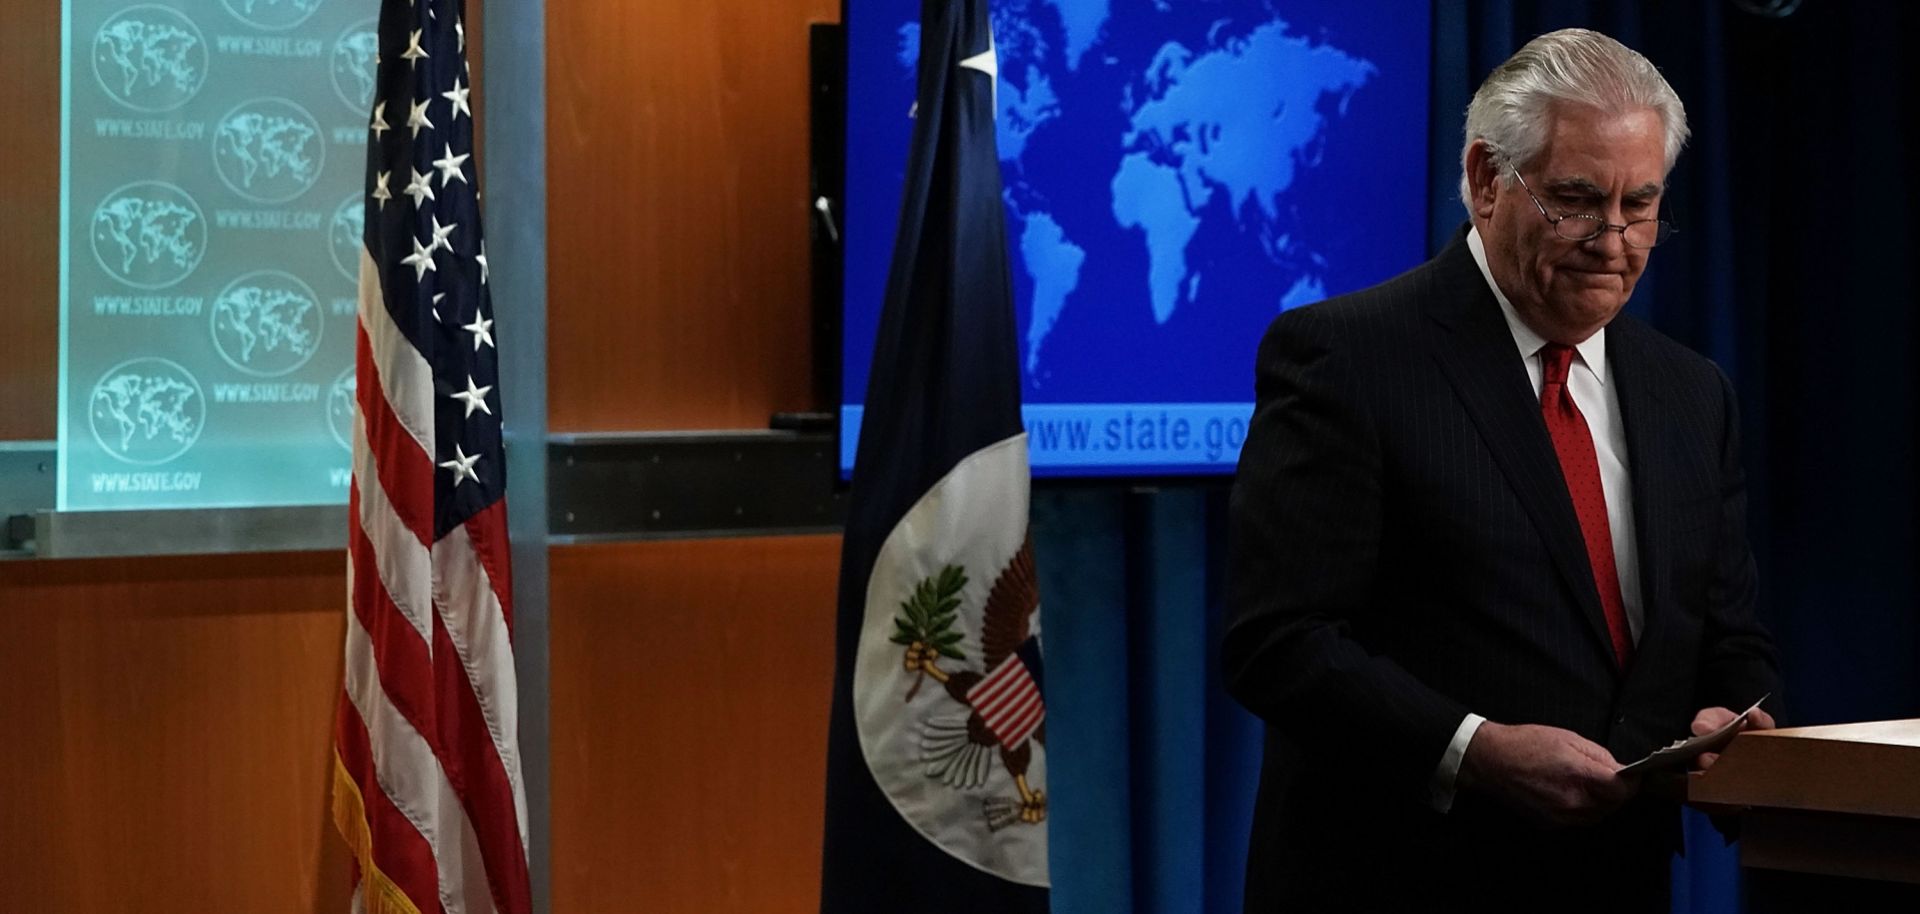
top-left (60, 0), bottom-right (373, 510)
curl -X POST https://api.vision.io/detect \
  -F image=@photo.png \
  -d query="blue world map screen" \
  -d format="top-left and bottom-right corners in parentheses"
top-left (841, 0), bottom-right (1432, 478)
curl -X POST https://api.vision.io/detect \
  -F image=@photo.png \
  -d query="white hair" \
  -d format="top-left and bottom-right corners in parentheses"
top-left (1458, 28), bottom-right (1689, 208)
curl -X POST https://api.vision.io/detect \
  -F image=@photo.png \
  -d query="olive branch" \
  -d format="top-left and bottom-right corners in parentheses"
top-left (891, 564), bottom-right (968, 700)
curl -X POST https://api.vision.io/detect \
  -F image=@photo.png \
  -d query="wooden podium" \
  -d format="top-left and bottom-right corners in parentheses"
top-left (1687, 719), bottom-right (1920, 884)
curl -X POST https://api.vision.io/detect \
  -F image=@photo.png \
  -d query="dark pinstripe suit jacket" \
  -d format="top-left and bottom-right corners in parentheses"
top-left (1222, 230), bottom-right (1781, 910)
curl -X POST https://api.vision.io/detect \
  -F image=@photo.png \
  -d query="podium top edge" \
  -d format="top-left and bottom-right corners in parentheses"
top-left (1747, 718), bottom-right (1920, 749)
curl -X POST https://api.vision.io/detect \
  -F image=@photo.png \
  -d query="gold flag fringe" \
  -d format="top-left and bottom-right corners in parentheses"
top-left (331, 750), bottom-right (430, 914)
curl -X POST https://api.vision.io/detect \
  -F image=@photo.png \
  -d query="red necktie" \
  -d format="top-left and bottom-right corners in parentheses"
top-left (1539, 343), bottom-right (1634, 668)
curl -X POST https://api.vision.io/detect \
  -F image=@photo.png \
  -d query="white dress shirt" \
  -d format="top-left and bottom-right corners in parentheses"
top-left (1428, 228), bottom-right (1643, 812)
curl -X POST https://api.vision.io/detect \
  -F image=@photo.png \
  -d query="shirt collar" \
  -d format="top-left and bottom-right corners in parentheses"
top-left (1466, 226), bottom-right (1608, 387)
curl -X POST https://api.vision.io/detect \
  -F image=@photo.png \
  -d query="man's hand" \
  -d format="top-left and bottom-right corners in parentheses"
top-left (1458, 722), bottom-right (1636, 826)
top-left (1691, 705), bottom-right (1776, 771)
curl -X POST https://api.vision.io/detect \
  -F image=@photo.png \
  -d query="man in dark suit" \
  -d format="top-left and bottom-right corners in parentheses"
top-left (1223, 29), bottom-right (1781, 910)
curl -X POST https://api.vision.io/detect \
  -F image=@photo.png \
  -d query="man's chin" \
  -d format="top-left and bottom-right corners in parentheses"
top-left (1540, 297), bottom-right (1627, 338)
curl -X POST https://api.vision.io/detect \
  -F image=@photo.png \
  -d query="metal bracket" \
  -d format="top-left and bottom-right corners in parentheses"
top-left (19, 505), bottom-right (347, 559)
top-left (2, 429), bottom-right (848, 557)
top-left (547, 430), bottom-right (845, 542)
top-left (1, 441), bottom-right (55, 557)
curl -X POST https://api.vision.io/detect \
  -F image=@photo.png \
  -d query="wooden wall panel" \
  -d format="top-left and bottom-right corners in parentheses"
top-left (546, 0), bottom-right (839, 431)
top-left (0, 552), bottom-right (352, 914)
top-left (549, 535), bottom-right (842, 914)
top-left (0, 1), bottom-right (59, 439)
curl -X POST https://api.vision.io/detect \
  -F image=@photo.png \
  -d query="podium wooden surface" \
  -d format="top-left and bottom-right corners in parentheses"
top-left (1688, 719), bottom-right (1920, 884)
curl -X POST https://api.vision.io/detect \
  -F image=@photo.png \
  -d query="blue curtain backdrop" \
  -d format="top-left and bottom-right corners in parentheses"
top-left (1040, 2), bottom-right (1920, 913)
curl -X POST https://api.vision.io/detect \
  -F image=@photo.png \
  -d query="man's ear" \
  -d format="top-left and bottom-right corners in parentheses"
top-left (1464, 140), bottom-right (1499, 219)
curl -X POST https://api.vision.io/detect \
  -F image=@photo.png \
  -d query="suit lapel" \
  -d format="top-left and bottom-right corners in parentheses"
top-left (1421, 235), bottom-right (1619, 666)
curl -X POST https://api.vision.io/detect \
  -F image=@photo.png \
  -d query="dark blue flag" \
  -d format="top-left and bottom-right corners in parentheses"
top-left (820, 1), bottom-right (1049, 911)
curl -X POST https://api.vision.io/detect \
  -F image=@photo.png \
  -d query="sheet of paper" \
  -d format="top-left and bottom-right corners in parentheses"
top-left (1616, 694), bottom-right (1770, 775)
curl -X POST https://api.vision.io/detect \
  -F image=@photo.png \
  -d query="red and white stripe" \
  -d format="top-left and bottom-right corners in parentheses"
top-left (333, 246), bottom-right (530, 914)
top-left (966, 656), bottom-right (1045, 749)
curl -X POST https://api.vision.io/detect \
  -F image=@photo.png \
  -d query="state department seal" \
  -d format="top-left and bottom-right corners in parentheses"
top-left (90, 180), bottom-right (207, 289)
top-left (88, 357), bottom-right (206, 465)
top-left (92, 4), bottom-right (209, 112)
top-left (219, 0), bottom-right (324, 33)
top-left (327, 365), bottom-right (356, 452)
top-left (210, 270), bottom-right (325, 377)
top-left (331, 18), bottom-right (379, 114)
top-left (213, 97), bottom-right (326, 204)
top-left (853, 436), bottom-right (1049, 887)
top-left (329, 191), bottom-right (366, 283)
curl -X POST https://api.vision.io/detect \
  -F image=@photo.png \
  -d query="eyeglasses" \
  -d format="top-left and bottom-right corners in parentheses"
top-left (1509, 166), bottom-right (1676, 249)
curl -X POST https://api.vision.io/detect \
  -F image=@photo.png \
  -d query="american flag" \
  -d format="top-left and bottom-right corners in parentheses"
top-left (330, 2), bottom-right (530, 914)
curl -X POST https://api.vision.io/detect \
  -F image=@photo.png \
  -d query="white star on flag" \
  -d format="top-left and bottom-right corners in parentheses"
top-left (430, 214), bottom-right (458, 253)
top-left (408, 98), bottom-right (434, 138)
top-left (451, 376), bottom-right (493, 418)
top-left (373, 171), bottom-right (392, 210)
top-left (958, 31), bottom-right (998, 109)
top-left (402, 29), bottom-right (429, 68)
top-left (462, 314), bottom-right (494, 351)
top-left (438, 444), bottom-right (482, 487)
top-left (402, 235), bottom-right (437, 280)
top-left (443, 78), bottom-right (473, 121)
top-left (371, 100), bottom-right (390, 139)
top-left (404, 168), bottom-right (436, 207)
top-left (434, 144), bottom-right (471, 187)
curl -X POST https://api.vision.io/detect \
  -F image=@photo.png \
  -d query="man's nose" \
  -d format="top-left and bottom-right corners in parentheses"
top-left (1582, 223), bottom-right (1629, 259)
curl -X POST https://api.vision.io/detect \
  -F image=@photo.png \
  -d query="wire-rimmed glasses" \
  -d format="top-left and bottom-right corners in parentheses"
top-left (1509, 166), bottom-right (1675, 249)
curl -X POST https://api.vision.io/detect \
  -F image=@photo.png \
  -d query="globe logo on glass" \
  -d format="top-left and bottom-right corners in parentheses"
top-left (330, 191), bottom-right (366, 283)
top-left (93, 4), bottom-right (208, 112)
top-left (213, 98), bottom-right (326, 204)
top-left (219, 0), bottom-right (324, 33)
top-left (327, 365), bottom-right (356, 452)
top-left (89, 357), bottom-right (206, 465)
top-left (210, 270), bottom-right (325, 377)
top-left (90, 181), bottom-right (207, 289)
top-left (331, 19), bottom-right (379, 114)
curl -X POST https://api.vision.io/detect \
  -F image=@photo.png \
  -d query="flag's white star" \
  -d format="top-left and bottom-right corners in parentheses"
top-left (429, 214), bottom-right (457, 253)
top-left (958, 31), bottom-right (998, 110)
top-left (433, 143), bottom-right (470, 187)
top-left (402, 29), bottom-right (429, 68)
top-left (372, 170), bottom-right (392, 210)
top-left (403, 168), bottom-right (436, 207)
top-left (451, 376), bottom-right (493, 418)
top-left (408, 97), bottom-right (434, 138)
top-left (442, 78), bottom-right (472, 122)
top-left (431, 292), bottom-right (446, 323)
top-left (370, 100), bottom-right (390, 139)
top-left (475, 241), bottom-right (488, 285)
top-left (456, 18), bottom-right (466, 52)
top-left (462, 313), bottom-right (494, 351)
top-left (438, 444), bottom-right (481, 487)
top-left (401, 234), bottom-right (437, 280)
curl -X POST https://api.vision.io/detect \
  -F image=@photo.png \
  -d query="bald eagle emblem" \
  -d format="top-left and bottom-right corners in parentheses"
top-left (891, 539), bottom-right (1046, 830)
